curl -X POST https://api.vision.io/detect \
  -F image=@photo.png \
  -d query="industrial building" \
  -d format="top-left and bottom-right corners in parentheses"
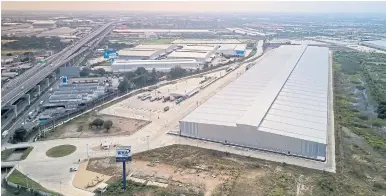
top-left (179, 45), bottom-right (330, 161)
top-left (45, 83), bottom-right (106, 109)
top-left (217, 44), bottom-right (247, 57)
top-left (172, 39), bottom-right (242, 44)
top-left (133, 44), bottom-right (179, 53)
top-left (38, 27), bottom-right (77, 37)
top-left (167, 51), bottom-right (212, 64)
top-left (118, 48), bottom-right (163, 60)
top-left (167, 45), bottom-right (218, 64)
top-left (111, 59), bottom-right (200, 73)
top-left (31, 20), bottom-right (56, 29)
top-left (360, 40), bottom-right (386, 51)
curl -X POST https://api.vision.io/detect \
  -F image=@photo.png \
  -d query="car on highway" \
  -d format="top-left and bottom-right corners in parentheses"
top-left (69, 167), bottom-right (78, 172)
top-left (2, 130), bottom-right (9, 139)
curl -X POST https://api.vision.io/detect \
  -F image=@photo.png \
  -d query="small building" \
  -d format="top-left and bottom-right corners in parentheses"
top-left (218, 44), bottom-right (247, 57)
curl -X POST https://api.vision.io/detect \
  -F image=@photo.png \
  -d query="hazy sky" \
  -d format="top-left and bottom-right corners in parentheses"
top-left (2, 1), bottom-right (386, 13)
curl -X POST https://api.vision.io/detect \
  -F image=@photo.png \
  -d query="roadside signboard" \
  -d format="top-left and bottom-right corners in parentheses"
top-left (116, 146), bottom-right (132, 162)
top-left (104, 49), bottom-right (118, 63)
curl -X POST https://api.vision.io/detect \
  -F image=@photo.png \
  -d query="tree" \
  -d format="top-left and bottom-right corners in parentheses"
top-left (377, 101), bottom-right (386, 119)
top-left (90, 118), bottom-right (104, 128)
top-left (124, 71), bottom-right (136, 79)
top-left (80, 67), bottom-right (91, 77)
top-left (118, 77), bottom-right (130, 93)
top-left (103, 120), bottom-right (113, 132)
top-left (96, 68), bottom-right (106, 76)
top-left (168, 66), bottom-right (187, 79)
top-left (13, 127), bottom-right (27, 143)
top-left (135, 67), bottom-right (147, 76)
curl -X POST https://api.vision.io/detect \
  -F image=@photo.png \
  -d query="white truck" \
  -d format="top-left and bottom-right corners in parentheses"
top-left (2, 130), bottom-right (9, 139)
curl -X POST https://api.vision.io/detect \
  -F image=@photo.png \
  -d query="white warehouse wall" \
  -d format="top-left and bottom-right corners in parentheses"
top-left (179, 120), bottom-right (326, 160)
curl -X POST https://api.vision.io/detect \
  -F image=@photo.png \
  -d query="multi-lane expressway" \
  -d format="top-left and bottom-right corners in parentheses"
top-left (1, 22), bottom-right (114, 109)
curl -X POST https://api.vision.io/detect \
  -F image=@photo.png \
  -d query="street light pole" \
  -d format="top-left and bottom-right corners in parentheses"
top-left (147, 136), bottom-right (150, 151)
top-left (25, 174), bottom-right (29, 190)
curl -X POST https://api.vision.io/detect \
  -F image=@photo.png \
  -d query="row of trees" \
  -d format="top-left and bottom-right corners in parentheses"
top-left (89, 118), bottom-right (113, 131)
top-left (117, 66), bottom-right (188, 93)
top-left (80, 67), bottom-right (107, 77)
top-left (2, 36), bottom-right (67, 51)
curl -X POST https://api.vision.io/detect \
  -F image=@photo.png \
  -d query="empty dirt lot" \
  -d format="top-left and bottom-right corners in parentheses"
top-left (86, 144), bottom-right (342, 196)
top-left (41, 113), bottom-right (149, 140)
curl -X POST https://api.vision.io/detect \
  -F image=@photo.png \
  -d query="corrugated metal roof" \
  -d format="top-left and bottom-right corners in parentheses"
top-left (181, 45), bottom-right (329, 144)
top-left (168, 51), bottom-right (209, 59)
top-left (118, 49), bottom-right (158, 57)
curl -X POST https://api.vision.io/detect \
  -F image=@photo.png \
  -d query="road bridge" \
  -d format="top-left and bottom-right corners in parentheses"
top-left (1, 22), bottom-right (114, 109)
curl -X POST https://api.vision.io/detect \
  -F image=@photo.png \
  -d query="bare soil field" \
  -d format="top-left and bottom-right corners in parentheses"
top-left (87, 144), bottom-right (335, 196)
top-left (41, 113), bottom-right (149, 140)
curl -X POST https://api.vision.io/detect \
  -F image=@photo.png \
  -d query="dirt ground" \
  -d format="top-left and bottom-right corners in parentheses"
top-left (86, 144), bottom-right (328, 196)
top-left (42, 113), bottom-right (149, 140)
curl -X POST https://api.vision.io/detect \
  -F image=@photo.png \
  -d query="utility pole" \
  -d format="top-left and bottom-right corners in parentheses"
top-left (147, 136), bottom-right (150, 151)
top-left (25, 174), bottom-right (29, 190)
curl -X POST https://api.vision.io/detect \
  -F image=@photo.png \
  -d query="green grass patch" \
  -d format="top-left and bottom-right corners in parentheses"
top-left (46, 145), bottom-right (76, 158)
top-left (20, 147), bottom-right (34, 160)
top-left (1, 148), bottom-right (15, 161)
top-left (8, 169), bottom-right (61, 195)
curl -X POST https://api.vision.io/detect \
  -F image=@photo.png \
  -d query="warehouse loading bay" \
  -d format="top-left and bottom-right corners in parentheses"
top-left (98, 44), bottom-right (335, 172)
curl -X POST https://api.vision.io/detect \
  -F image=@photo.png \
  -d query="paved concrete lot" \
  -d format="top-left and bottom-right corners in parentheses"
top-left (5, 50), bottom-right (336, 196)
top-left (99, 77), bottom-right (204, 121)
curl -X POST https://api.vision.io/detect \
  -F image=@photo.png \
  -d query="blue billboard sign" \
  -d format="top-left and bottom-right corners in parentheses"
top-left (116, 146), bottom-right (132, 162)
top-left (61, 76), bottom-right (68, 85)
top-left (236, 50), bottom-right (245, 55)
top-left (104, 49), bottom-right (118, 59)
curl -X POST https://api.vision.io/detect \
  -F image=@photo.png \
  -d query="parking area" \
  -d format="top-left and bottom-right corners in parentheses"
top-left (99, 76), bottom-right (205, 121)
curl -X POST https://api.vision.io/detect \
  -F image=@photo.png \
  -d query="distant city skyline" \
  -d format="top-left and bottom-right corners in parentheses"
top-left (2, 1), bottom-right (386, 13)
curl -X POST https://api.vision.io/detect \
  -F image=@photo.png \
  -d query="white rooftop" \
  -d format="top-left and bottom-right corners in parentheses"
top-left (181, 45), bottom-right (329, 144)
top-left (118, 49), bottom-right (158, 57)
top-left (173, 39), bottom-right (242, 44)
top-left (114, 29), bottom-right (212, 33)
top-left (180, 45), bottom-right (217, 52)
top-left (134, 44), bottom-right (175, 50)
top-left (168, 51), bottom-right (209, 59)
top-left (112, 59), bottom-right (198, 65)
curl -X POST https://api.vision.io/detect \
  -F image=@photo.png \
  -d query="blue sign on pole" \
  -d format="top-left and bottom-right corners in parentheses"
top-left (116, 146), bottom-right (131, 192)
top-left (104, 50), bottom-right (118, 59)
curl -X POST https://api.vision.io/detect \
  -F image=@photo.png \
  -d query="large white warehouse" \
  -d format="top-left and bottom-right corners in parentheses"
top-left (179, 45), bottom-right (330, 161)
top-left (111, 59), bottom-right (200, 72)
top-left (360, 40), bottom-right (386, 51)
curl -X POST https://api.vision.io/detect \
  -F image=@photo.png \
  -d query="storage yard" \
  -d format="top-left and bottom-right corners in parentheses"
top-left (99, 70), bottom-right (223, 121)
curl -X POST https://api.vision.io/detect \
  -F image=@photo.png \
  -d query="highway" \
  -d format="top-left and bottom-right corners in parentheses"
top-left (1, 22), bottom-right (114, 109)
top-left (1, 81), bottom-right (58, 146)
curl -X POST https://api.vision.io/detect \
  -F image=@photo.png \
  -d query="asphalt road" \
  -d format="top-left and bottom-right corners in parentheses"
top-left (1, 80), bottom-right (59, 146)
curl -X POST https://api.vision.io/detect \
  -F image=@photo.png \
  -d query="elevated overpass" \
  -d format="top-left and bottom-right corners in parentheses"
top-left (1, 22), bottom-right (114, 109)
